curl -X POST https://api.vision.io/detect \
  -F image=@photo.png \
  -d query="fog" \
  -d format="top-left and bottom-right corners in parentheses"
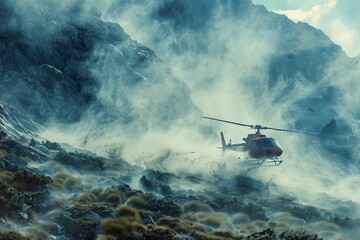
top-left (81, 0), bottom-right (360, 206)
top-left (3, 0), bottom-right (359, 223)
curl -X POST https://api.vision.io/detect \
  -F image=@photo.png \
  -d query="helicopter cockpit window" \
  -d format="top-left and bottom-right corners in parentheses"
top-left (273, 138), bottom-right (281, 148)
top-left (261, 138), bottom-right (279, 148)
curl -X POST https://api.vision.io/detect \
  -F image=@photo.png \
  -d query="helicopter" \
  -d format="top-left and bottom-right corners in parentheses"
top-left (204, 116), bottom-right (319, 166)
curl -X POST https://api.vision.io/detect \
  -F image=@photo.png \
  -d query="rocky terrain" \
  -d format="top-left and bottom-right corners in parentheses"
top-left (1, 103), bottom-right (360, 240)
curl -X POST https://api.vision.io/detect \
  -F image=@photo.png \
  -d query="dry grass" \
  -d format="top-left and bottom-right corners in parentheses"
top-left (96, 235), bottom-right (117, 240)
top-left (115, 205), bottom-right (141, 222)
top-left (309, 220), bottom-right (340, 232)
top-left (183, 200), bottom-right (213, 213)
top-left (231, 213), bottom-right (251, 225)
top-left (157, 217), bottom-right (207, 234)
top-left (273, 212), bottom-right (305, 226)
top-left (101, 217), bottom-right (146, 240)
top-left (52, 172), bottom-right (84, 191)
top-left (0, 170), bottom-right (15, 181)
top-left (0, 149), bottom-right (8, 158)
top-left (25, 226), bottom-right (51, 240)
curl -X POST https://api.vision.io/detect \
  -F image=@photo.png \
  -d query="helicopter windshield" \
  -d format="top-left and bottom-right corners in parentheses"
top-left (259, 138), bottom-right (280, 148)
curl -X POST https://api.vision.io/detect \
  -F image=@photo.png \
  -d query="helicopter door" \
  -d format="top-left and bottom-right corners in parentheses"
top-left (249, 139), bottom-right (264, 158)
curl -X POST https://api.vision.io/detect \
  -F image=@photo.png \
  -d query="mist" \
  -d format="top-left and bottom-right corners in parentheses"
top-left (1, 0), bottom-right (360, 238)
top-left (75, 0), bottom-right (359, 207)
top-left (15, 0), bottom-right (357, 206)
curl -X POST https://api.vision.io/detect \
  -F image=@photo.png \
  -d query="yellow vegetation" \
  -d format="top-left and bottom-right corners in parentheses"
top-left (101, 217), bottom-right (146, 240)
top-left (0, 149), bottom-right (7, 158)
top-left (25, 226), bottom-right (51, 240)
top-left (0, 170), bottom-right (15, 181)
top-left (183, 200), bottom-right (213, 213)
top-left (52, 172), bottom-right (84, 191)
top-left (115, 205), bottom-right (141, 222)
top-left (96, 235), bottom-right (117, 240)
top-left (309, 220), bottom-right (340, 232)
top-left (231, 213), bottom-right (250, 225)
top-left (157, 217), bottom-right (207, 234)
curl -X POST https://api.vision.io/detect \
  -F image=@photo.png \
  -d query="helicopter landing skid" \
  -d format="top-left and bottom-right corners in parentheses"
top-left (240, 157), bottom-right (283, 167)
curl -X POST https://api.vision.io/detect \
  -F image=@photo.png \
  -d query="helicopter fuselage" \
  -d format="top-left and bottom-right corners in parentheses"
top-left (220, 132), bottom-right (283, 159)
top-left (244, 135), bottom-right (283, 159)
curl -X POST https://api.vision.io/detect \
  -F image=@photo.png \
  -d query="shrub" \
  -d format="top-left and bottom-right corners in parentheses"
top-left (279, 229), bottom-right (323, 240)
top-left (0, 232), bottom-right (38, 240)
top-left (157, 217), bottom-right (208, 234)
top-left (96, 235), bottom-right (117, 240)
top-left (52, 172), bottom-right (84, 191)
top-left (128, 193), bottom-right (182, 217)
top-left (183, 200), bottom-right (213, 213)
top-left (12, 169), bottom-right (52, 192)
top-left (25, 226), bottom-right (51, 240)
top-left (115, 205), bottom-right (141, 222)
top-left (101, 217), bottom-right (146, 240)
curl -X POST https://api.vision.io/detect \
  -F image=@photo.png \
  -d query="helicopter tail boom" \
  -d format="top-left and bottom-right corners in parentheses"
top-left (220, 131), bottom-right (227, 156)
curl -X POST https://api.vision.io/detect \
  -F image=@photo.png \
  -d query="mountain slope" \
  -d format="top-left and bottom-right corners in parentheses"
top-left (102, 0), bottom-right (360, 167)
top-left (0, 0), bottom-right (199, 136)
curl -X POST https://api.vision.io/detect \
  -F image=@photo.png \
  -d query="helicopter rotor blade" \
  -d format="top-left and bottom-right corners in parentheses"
top-left (203, 116), bottom-right (319, 135)
top-left (262, 126), bottom-right (319, 135)
top-left (203, 117), bottom-right (254, 128)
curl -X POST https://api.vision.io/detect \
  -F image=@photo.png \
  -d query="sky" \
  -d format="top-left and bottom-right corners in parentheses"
top-left (252, 0), bottom-right (360, 57)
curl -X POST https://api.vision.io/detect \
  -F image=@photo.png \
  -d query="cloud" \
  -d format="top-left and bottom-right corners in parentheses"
top-left (274, 2), bottom-right (334, 26)
top-left (263, 0), bottom-right (360, 57)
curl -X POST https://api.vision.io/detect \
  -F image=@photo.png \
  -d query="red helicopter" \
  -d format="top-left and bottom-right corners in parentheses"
top-left (204, 116), bottom-right (319, 166)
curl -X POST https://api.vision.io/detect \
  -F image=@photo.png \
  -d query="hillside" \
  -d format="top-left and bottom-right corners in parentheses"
top-left (0, 0), bottom-right (360, 239)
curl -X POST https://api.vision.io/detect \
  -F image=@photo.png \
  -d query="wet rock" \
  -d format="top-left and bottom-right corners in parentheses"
top-left (0, 168), bottom-right (52, 221)
top-left (246, 228), bottom-right (277, 240)
top-left (140, 175), bottom-right (174, 196)
top-left (58, 214), bottom-right (100, 240)
top-left (54, 152), bottom-right (104, 172)
top-left (0, 130), bottom-right (7, 139)
top-left (128, 193), bottom-right (183, 218)
top-left (208, 197), bottom-right (269, 221)
top-left (279, 230), bottom-right (323, 240)
top-left (233, 175), bottom-right (265, 194)
top-left (12, 169), bottom-right (52, 192)
top-left (1, 139), bottom-right (45, 162)
top-left (4, 154), bottom-right (27, 170)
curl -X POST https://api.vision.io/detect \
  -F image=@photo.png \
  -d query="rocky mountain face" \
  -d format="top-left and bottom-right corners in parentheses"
top-left (0, 0), bottom-right (198, 135)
